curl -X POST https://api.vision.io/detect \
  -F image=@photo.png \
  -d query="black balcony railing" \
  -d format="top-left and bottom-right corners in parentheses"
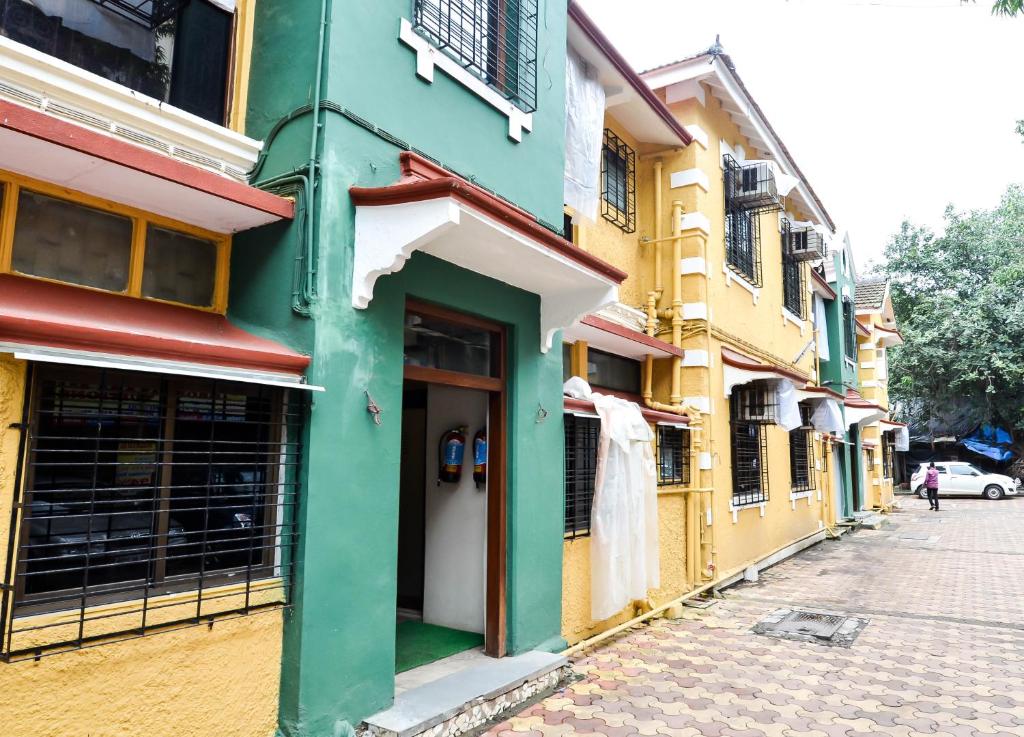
top-left (0, 0), bottom-right (233, 125)
top-left (723, 155), bottom-right (782, 214)
top-left (787, 225), bottom-right (829, 263)
top-left (413, 0), bottom-right (538, 113)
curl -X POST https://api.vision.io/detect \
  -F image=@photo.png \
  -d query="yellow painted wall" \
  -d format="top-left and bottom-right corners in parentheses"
top-left (0, 355), bottom-right (284, 737)
top-left (856, 311), bottom-right (897, 509)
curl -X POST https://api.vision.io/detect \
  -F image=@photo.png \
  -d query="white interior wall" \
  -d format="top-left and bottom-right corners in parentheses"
top-left (422, 385), bottom-right (488, 634)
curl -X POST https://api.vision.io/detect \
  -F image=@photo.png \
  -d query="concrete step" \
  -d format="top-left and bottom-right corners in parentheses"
top-left (360, 650), bottom-right (570, 737)
top-left (853, 511), bottom-right (889, 530)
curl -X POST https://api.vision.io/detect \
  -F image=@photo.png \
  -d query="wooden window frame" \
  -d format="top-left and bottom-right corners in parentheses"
top-left (0, 171), bottom-right (231, 313)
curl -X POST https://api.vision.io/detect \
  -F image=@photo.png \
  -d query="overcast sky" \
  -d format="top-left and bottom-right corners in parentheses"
top-left (577, 0), bottom-right (1024, 272)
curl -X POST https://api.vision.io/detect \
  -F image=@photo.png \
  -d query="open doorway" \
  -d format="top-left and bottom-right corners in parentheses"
top-left (395, 300), bottom-right (507, 677)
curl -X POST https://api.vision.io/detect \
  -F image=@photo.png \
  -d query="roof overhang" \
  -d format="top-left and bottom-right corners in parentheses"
top-left (856, 320), bottom-right (872, 338)
top-left (880, 419), bottom-right (907, 428)
top-left (562, 314), bottom-right (683, 360)
top-left (845, 389), bottom-right (886, 426)
top-left (642, 54), bottom-right (835, 232)
top-left (0, 99), bottom-right (292, 234)
top-left (0, 274), bottom-right (316, 389)
top-left (564, 396), bottom-right (689, 426)
top-left (721, 346), bottom-right (808, 397)
top-left (797, 385), bottom-right (845, 402)
top-left (810, 269), bottom-right (837, 300)
top-left (350, 153), bottom-right (625, 353)
top-left (567, 2), bottom-right (691, 148)
top-left (876, 324), bottom-right (904, 347)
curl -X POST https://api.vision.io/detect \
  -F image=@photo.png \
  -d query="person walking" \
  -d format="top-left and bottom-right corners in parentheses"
top-left (925, 462), bottom-right (941, 511)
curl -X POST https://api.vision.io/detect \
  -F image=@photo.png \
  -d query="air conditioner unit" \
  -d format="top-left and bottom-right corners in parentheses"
top-left (723, 156), bottom-right (781, 213)
top-left (788, 227), bottom-right (828, 262)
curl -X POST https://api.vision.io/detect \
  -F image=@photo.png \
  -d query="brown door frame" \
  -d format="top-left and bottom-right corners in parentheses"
top-left (402, 299), bottom-right (507, 658)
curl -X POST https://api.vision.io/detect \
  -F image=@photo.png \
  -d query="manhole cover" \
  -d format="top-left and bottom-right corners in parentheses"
top-left (752, 608), bottom-right (869, 647)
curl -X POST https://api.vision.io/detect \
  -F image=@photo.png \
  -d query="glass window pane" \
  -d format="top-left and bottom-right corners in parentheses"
top-left (142, 226), bottom-right (217, 307)
top-left (587, 348), bottom-right (641, 394)
top-left (562, 342), bottom-right (573, 383)
top-left (13, 190), bottom-right (132, 292)
top-left (404, 312), bottom-right (497, 377)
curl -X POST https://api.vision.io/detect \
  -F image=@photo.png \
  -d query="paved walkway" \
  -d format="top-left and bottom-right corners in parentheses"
top-left (485, 496), bottom-right (1024, 737)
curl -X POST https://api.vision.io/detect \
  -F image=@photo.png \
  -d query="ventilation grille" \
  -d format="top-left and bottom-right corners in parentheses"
top-left (0, 81), bottom-right (43, 108)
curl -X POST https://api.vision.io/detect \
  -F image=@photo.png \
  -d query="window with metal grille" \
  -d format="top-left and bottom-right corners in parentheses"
top-left (730, 387), bottom-right (770, 505)
top-left (564, 413), bottom-right (599, 538)
top-left (781, 220), bottom-right (806, 318)
top-left (601, 129), bottom-right (636, 233)
top-left (843, 297), bottom-right (857, 359)
top-left (657, 426), bottom-right (690, 486)
top-left (730, 381), bottom-right (777, 425)
top-left (865, 446), bottom-right (875, 471)
top-left (789, 405), bottom-right (815, 492)
top-left (882, 432), bottom-right (894, 479)
top-left (412, 0), bottom-right (539, 112)
top-left (725, 207), bottom-right (762, 287)
top-left (0, 364), bottom-right (302, 661)
top-left (723, 155), bottom-right (782, 214)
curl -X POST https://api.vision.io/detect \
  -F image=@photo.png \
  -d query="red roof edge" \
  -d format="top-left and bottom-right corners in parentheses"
top-left (350, 151), bottom-right (628, 285)
top-left (800, 384), bottom-right (845, 401)
top-left (809, 269), bottom-right (837, 300)
top-left (580, 315), bottom-right (684, 357)
top-left (0, 99), bottom-right (293, 222)
top-left (567, 1), bottom-right (692, 148)
top-left (721, 346), bottom-right (808, 384)
top-left (564, 396), bottom-right (689, 426)
top-left (0, 274), bottom-right (309, 375)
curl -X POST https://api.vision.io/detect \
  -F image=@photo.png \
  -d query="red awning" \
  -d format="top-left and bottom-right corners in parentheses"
top-left (564, 397), bottom-right (689, 426)
top-left (563, 315), bottom-right (683, 360)
top-left (0, 275), bottom-right (312, 385)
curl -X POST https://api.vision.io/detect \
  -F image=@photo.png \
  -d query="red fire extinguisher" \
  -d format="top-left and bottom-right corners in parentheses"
top-left (473, 428), bottom-right (487, 489)
top-left (438, 426), bottom-right (467, 485)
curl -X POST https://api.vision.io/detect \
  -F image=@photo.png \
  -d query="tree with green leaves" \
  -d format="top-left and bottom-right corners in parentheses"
top-left (991, 0), bottom-right (1023, 15)
top-left (880, 186), bottom-right (1024, 444)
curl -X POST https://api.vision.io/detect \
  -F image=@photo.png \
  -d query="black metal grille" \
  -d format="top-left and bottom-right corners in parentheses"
top-left (564, 413), bottom-right (599, 539)
top-left (601, 129), bottom-right (636, 233)
top-left (787, 225), bottom-right (828, 263)
top-left (723, 155), bottom-right (782, 215)
top-left (0, 364), bottom-right (303, 661)
top-left (91, 0), bottom-right (189, 30)
top-left (789, 405), bottom-right (815, 492)
top-left (882, 432), bottom-right (894, 479)
top-left (730, 419), bottom-right (769, 506)
top-left (865, 446), bottom-right (875, 471)
top-left (413, 0), bottom-right (538, 112)
top-left (657, 426), bottom-right (690, 487)
top-left (781, 220), bottom-right (806, 318)
top-left (843, 297), bottom-right (857, 358)
top-left (731, 381), bottom-right (777, 425)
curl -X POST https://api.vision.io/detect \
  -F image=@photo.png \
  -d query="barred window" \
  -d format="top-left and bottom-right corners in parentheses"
top-left (564, 413), bottom-right (599, 538)
top-left (730, 387), bottom-right (770, 505)
top-left (1, 364), bottom-right (301, 661)
top-left (789, 405), bottom-right (815, 492)
top-left (781, 220), bottom-right (806, 318)
top-left (725, 207), bottom-right (762, 287)
top-left (843, 297), bottom-right (857, 359)
top-left (601, 130), bottom-right (636, 233)
top-left (657, 426), bottom-right (690, 486)
top-left (412, 0), bottom-right (539, 112)
top-left (882, 432), bottom-right (895, 479)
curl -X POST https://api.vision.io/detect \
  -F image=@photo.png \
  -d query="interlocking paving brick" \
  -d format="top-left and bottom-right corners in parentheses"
top-left (482, 498), bottom-right (1024, 737)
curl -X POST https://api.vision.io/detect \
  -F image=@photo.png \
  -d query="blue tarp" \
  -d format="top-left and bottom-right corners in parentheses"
top-left (960, 425), bottom-right (1016, 463)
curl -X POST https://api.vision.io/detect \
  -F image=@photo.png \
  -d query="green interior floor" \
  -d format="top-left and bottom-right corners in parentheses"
top-left (395, 620), bottom-right (484, 674)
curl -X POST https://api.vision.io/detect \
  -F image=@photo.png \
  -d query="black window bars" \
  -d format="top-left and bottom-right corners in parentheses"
top-left (564, 413), bottom-right (599, 539)
top-left (789, 404), bottom-right (815, 492)
top-left (601, 129), bottom-right (636, 233)
top-left (0, 364), bottom-right (303, 662)
top-left (781, 219), bottom-right (806, 319)
top-left (882, 432), bottom-right (894, 479)
top-left (730, 383), bottom-right (772, 505)
top-left (843, 297), bottom-right (857, 359)
top-left (657, 426), bottom-right (690, 487)
top-left (413, 0), bottom-right (539, 113)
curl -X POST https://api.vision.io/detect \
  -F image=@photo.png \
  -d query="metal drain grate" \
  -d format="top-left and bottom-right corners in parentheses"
top-left (752, 608), bottom-right (869, 647)
top-left (774, 611), bottom-right (846, 639)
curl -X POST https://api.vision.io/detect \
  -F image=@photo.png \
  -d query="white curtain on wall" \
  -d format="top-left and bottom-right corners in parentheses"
top-left (563, 49), bottom-right (605, 222)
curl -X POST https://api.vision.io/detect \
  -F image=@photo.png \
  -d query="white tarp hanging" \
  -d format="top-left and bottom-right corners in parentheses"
top-left (776, 380), bottom-right (803, 431)
top-left (814, 295), bottom-right (830, 362)
top-left (894, 425), bottom-right (910, 451)
top-left (563, 49), bottom-right (605, 223)
top-left (811, 399), bottom-right (845, 435)
top-left (563, 378), bottom-right (659, 621)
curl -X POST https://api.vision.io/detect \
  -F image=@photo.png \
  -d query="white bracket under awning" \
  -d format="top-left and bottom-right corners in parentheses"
top-left (352, 197), bottom-right (619, 353)
top-left (3, 343), bottom-right (324, 392)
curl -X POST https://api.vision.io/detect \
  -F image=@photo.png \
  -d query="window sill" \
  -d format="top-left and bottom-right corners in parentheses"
top-left (730, 498), bottom-right (767, 522)
top-left (0, 35), bottom-right (260, 180)
top-left (782, 307), bottom-right (806, 333)
top-left (398, 18), bottom-right (533, 142)
top-left (722, 262), bottom-right (760, 303)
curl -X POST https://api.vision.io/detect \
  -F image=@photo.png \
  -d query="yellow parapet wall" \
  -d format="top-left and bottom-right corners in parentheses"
top-left (0, 354), bottom-right (284, 737)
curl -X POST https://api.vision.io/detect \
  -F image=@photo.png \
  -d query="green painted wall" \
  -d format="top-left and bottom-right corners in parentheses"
top-left (230, 2), bottom-right (574, 735)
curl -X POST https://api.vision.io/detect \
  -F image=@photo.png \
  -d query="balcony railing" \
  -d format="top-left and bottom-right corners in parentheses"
top-left (787, 225), bottom-right (828, 262)
top-left (0, 0), bottom-right (233, 125)
top-left (723, 155), bottom-right (782, 214)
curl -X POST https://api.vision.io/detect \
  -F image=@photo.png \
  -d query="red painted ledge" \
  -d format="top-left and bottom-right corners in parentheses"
top-left (349, 152), bottom-right (628, 285)
top-left (809, 268), bottom-right (836, 300)
top-left (567, 1), bottom-right (692, 148)
top-left (0, 275), bottom-right (309, 375)
top-left (564, 396), bottom-right (689, 425)
top-left (721, 346), bottom-right (809, 384)
top-left (580, 315), bottom-right (684, 357)
top-left (0, 99), bottom-right (294, 221)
